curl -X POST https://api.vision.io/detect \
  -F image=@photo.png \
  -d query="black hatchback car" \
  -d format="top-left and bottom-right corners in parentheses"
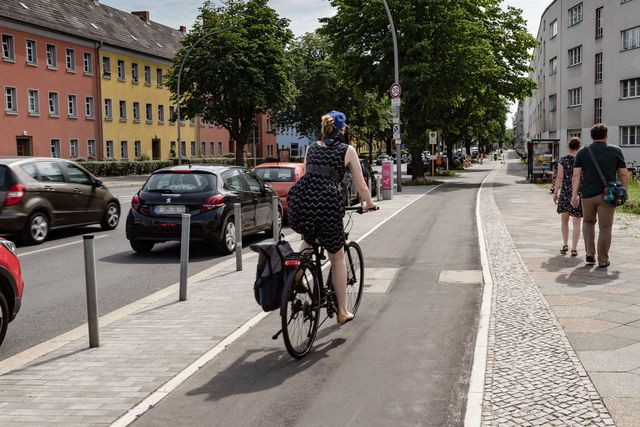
top-left (126, 165), bottom-right (282, 254)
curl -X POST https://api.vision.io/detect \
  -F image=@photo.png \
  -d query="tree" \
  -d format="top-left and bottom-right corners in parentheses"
top-left (166, 0), bottom-right (294, 166)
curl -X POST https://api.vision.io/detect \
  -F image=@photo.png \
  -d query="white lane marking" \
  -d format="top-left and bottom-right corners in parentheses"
top-left (464, 166), bottom-right (498, 427)
top-left (18, 235), bottom-right (110, 258)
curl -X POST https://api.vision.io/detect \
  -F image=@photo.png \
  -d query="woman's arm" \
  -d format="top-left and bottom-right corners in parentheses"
top-left (553, 164), bottom-right (564, 204)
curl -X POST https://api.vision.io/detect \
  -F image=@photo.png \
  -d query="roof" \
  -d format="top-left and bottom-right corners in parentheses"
top-left (0, 0), bottom-right (184, 60)
top-left (155, 165), bottom-right (239, 174)
top-left (254, 163), bottom-right (304, 169)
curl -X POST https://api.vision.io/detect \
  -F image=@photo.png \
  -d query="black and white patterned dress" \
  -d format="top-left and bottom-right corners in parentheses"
top-left (287, 141), bottom-right (348, 254)
top-left (557, 154), bottom-right (583, 218)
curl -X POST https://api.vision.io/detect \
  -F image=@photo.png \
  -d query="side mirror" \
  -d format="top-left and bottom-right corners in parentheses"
top-left (93, 179), bottom-right (103, 187)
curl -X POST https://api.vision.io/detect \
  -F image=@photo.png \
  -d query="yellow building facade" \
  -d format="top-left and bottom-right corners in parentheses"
top-left (99, 48), bottom-right (197, 161)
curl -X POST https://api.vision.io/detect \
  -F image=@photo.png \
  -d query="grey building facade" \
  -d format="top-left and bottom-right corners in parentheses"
top-left (526, 0), bottom-right (640, 161)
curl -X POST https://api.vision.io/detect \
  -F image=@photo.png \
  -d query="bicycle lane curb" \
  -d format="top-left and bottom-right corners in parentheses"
top-left (0, 187), bottom-right (436, 427)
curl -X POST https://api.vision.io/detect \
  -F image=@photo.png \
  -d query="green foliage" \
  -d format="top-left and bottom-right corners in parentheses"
top-left (166, 0), bottom-right (294, 166)
top-left (620, 179), bottom-right (640, 215)
top-left (401, 178), bottom-right (444, 186)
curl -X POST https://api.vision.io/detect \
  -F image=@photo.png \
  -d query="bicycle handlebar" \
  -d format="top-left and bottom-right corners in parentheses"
top-left (345, 205), bottom-right (379, 214)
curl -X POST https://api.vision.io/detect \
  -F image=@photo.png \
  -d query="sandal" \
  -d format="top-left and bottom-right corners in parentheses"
top-left (570, 250), bottom-right (578, 257)
top-left (560, 245), bottom-right (568, 254)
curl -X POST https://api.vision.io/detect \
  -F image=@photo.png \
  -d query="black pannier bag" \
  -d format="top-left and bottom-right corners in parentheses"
top-left (250, 238), bottom-right (294, 312)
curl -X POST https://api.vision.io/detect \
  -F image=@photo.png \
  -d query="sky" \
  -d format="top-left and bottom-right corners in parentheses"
top-left (101, 0), bottom-right (550, 124)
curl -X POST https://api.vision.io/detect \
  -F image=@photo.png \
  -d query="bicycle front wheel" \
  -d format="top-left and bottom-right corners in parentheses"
top-left (345, 241), bottom-right (364, 314)
top-left (281, 262), bottom-right (320, 359)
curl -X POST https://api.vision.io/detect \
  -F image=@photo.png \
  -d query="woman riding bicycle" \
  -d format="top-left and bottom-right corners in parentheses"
top-left (287, 111), bottom-right (377, 324)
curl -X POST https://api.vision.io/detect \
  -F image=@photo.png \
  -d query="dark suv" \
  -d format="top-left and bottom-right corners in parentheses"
top-left (0, 237), bottom-right (23, 347)
top-left (0, 157), bottom-right (121, 245)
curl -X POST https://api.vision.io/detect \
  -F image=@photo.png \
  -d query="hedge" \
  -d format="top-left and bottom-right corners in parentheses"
top-left (80, 158), bottom-right (235, 177)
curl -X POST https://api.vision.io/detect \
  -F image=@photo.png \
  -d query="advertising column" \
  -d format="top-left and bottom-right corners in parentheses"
top-left (382, 160), bottom-right (393, 200)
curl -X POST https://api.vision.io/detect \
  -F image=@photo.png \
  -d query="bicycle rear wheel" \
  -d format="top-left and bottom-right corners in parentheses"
top-left (345, 241), bottom-right (364, 314)
top-left (281, 262), bottom-right (319, 359)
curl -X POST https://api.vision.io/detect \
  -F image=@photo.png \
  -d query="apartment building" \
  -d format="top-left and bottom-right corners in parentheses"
top-left (526, 0), bottom-right (640, 161)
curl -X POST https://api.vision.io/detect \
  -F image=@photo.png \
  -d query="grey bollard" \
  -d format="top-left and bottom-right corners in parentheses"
top-left (272, 195), bottom-right (279, 242)
top-left (179, 213), bottom-right (191, 301)
top-left (234, 203), bottom-right (242, 271)
top-left (83, 234), bottom-right (100, 348)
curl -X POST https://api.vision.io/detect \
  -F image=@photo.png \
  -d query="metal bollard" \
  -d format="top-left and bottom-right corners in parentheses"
top-left (179, 214), bottom-right (191, 301)
top-left (83, 234), bottom-right (100, 348)
top-left (272, 195), bottom-right (279, 242)
top-left (234, 203), bottom-right (242, 271)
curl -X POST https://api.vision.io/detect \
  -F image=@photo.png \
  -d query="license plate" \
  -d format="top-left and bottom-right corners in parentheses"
top-left (154, 205), bottom-right (186, 215)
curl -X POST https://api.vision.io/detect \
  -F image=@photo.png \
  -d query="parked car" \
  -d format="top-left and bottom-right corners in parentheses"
top-left (0, 157), bottom-right (121, 245)
top-left (253, 162), bottom-right (304, 218)
top-left (375, 155), bottom-right (391, 166)
top-left (360, 159), bottom-right (378, 198)
top-left (126, 165), bottom-right (282, 254)
top-left (0, 237), bottom-right (23, 347)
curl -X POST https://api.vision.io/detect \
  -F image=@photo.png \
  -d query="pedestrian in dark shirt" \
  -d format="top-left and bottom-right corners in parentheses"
top-left (571, 124), bottom-right (629, 268)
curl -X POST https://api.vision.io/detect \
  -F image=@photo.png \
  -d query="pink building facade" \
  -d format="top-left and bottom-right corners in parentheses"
top-left (1, 22), bottom-right (100, 158)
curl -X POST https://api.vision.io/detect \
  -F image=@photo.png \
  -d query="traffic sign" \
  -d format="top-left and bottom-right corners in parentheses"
top-left (391, 98), bottom-right (401, 107)
top-left (393, 124), bottom-right (401, 139)
top-left (389, 83), bottom-right (402, 99)
top-left (429, 131), bottom-right (438, 145)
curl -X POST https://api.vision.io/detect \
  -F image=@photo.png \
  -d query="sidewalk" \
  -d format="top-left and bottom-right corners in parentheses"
top-left (477, 155), bottom-right (640, 426)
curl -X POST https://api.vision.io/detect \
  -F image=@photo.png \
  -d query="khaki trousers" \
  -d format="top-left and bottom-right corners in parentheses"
top-left (581, 195), bottom-right (616, 265)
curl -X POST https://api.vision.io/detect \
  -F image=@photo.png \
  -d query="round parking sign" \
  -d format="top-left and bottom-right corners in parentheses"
top-left (389, 83), bottom-right (401, 99)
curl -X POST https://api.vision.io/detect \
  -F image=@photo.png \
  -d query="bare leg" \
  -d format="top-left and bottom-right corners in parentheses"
top-left (571, 217), bottom-right (582, 252)
top-left (328, 248), bottom-right (353, 319)
top-left (560, 212), bottom-right (569, 247)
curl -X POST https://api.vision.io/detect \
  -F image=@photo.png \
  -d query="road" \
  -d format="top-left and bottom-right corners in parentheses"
top-left (0, 186), bottom-right (288, 360)
top-left (134, 169), bottom-right (488, 426)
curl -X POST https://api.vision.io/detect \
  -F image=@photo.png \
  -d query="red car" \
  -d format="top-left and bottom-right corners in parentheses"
top-left (253, 163), bottom-right (304, 217)
top-left (0, 237), bottom-right (23, 347)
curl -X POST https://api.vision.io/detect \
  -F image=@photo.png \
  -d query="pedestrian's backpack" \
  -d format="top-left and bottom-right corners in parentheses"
top-left (250, 237), bottom-right (294, 312)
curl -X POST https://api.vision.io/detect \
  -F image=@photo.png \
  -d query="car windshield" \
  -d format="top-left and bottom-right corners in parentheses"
top-left (0, 166), bottom-right (11, 190)
top-left (144, 172), bottom-right (215, 193)
top-left (254, 167), bottom-right (294, 182)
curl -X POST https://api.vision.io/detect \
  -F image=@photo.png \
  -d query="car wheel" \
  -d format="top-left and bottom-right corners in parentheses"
top-left (217, 217), bottom-right (236, 255)
top-left (21, 212), bottom-right (49, 245)
top-left (0, 292), bottom-right (9, 347)
top-left (130, 240), bottom-right (154, 253)
top-left (101, 202), bottom-right (120, 230)
top-left (265, 206), bottom-right (282, 238)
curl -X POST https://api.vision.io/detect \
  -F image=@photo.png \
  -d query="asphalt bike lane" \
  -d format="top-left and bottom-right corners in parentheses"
top-left (133, 168), bottom-right (489, 426)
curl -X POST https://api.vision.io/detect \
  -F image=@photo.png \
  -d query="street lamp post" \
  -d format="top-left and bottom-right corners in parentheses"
top-left (382, 0), bottom-right (402, 192)
top-left (176, 26), bottom-right (233, 165)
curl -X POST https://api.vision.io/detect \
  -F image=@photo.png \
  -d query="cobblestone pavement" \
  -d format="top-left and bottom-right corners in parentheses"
top-left (480, 159), bottom-right (617, 426)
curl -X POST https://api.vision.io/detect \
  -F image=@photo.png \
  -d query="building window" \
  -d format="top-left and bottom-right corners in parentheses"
top-left (104, 98), bottom-right (112, 120)
top-left (65, 48), bottom-right (75, 71)
top-left (621, 78), bottom-right (640, 99)
top-left (85, 96), bottom-right (94, 119)
top-left (83, 52), bottom-right (93, 75)
top-left (158, 105), bottom-right (164, 123)
top-left (267, 144), bottom-right (274, 157)
top-left (119, 100), bottom-right (127, 121)
top-left (133, 102), bottom-right (140, 122)
top-left (144, 66), bottom-right (151, 85)
top-left (68, 94), bottom-right (77, 117)
top-left (69, 139), bottom-right (79, 157)
top-left (191, 141), bottom-right (196, 157)
top-left (117, 59), bottom-right (125, 80)
top-left (568, 130), bottom-right (582, 139)
top-left (622, 26), bottom-right (640, 51)
top-left (26, 40), bottom-right (37, 65)
top-left (121, 141), bottom-right (129, 160)
top-left (189, 117), bottom-right (195, 126)
top-left (180, 141), bottom-right (187, 157)
top-left (595, 7), bottom-right (603, 39)
top-left (50, 139), bottom-right (61, 158)
top-left (201, 142), bottom-right (206, 157)
top-left (568, 45), bottom-right (582, 66)
top-left (595, 53), bottom-right (603, 83)
top-left (550, 19), bottom-right (558, 38)
top-left (209, 142), bottom-right (215, 157)
top-left (145, 103), bottom-right (152, 122)
top-left (169, 106), bottom-right (176, 124)
top-left (87, 140), bottom-right (96, 159)
top-left (134, 141), bottom-right (141, 159)
top-left (156, 68), bottom-right (163, 87)
top-left (218, 142), bottom-right (223, 156)
top-left (549, 57), bottom-right (557, 74)
top-left (28, 90), bottom-right (39, 114)
top-left (4, 87), bottom-right (17, 113)
top-left (170, 141), bottom-right (176, 158)
top-left (106, 140), bottom-right (114, 159)
top-left (131, 63), bottom-right (139, 83)
top-left (621, 126), bottom-right (639, 146)
top-left (594, 98), bottom-right (602, 124)
top-left (568, 3), bottom-right (583, 27)
top-left (2, 34), bottom-right (15, 61)
top-left (568, 87), bottom-right (582, 107)
top-left (48, 92), bottom-right (59, 116)
top-left (46, 44), bottom-right (57, 68)
top-left (102, 56), bottom-right (111, 77)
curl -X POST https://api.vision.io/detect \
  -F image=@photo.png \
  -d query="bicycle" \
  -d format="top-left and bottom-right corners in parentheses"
top-left (273, 206), bottom-right (374, 359)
